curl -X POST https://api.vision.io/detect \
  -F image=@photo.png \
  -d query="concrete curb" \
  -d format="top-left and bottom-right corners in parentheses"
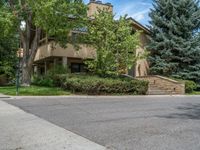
top-left (9, 95), bottom-right (200, 99)
top-left (0, 97), bottom-right (10, 98)
top-left (0, 93), bottom-right (10, 99)
top-left (0, 100), bottom-right (106, 150)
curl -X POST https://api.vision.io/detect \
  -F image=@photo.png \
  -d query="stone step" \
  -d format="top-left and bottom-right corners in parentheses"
top-left (149, 87), bottom-right (172, 91)
top-left (149, 85), bottom-right (170, 89)
top-left (136, 75), bottom-right (185, 95)
top-left (150, 89), bottom-right (168, 91)
top-left (149, 83), bottom-right (175, 91)
top-left (148, 89), bottom-right (173, 92)
top-left (148, 92), bottom-right (171, 95)
top-left (148, 89), bottom-right (174, 95)
top-left (148, 91), bottom-right (173, 95)
top-left (149, 85), bottom-right (163, 88)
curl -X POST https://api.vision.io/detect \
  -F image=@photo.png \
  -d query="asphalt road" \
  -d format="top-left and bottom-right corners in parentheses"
top-left (4, 96), bottom-right (200, 150)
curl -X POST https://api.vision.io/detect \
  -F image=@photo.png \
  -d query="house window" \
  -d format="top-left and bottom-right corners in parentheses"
top-left (71, 63), bottom-right (85, 73)
top-left (72, 32), bottom-right (79, 43)
top-left (131, 29), bottom-right (136, 35)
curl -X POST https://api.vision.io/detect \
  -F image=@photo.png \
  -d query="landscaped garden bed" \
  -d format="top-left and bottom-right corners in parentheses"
top-left (33, 74), bottom-right (149, 95)
top-left (63, 74), bottom-right (148, 95)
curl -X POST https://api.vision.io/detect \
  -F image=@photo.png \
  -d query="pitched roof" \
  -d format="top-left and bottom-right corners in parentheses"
top-left (127, 17), bottom-right (151, 34)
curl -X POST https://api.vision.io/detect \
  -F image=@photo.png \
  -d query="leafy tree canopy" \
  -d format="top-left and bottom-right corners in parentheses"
top-left (0, 0), bottom-right (87, 85)
top-left (85, 10), bottom-right (141, 76)
top-left (0, 34), bottom-right (18, 77)
top-left (0, 3), bottom-right (18, 77)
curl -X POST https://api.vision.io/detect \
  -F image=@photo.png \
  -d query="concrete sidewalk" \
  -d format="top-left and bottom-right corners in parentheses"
top-left (0, 93), bottom-right (10, 98)
top-left (0, 100), bottom-right (106, 150)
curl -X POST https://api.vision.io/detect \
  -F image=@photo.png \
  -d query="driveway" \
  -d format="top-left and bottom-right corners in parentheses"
top-left (4, 96), bottom-right (200, 150)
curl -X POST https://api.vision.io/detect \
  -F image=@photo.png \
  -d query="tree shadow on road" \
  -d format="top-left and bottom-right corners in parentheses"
top-left (158, 103), bottom-right (200, 120)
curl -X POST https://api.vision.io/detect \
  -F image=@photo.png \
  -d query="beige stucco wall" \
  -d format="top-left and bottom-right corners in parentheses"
top-left (135, 48), bottom-right (149, 77)
top-left (134, 30), bottom-right (150, 77)
top-left (34, 42), bottom-right (96, 62)
top-left (87, 2), bottom-right (113, 17)
top-left (34, 32), bottom-right (150, 77)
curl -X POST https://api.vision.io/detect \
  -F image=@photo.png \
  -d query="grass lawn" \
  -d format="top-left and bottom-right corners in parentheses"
top-left (0, 86), bottom-right (71, 96)
top-left (188, 91), bottom-right (200, 95)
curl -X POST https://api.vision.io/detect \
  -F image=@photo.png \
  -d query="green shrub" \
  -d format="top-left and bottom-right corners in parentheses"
top-left (47, 65), bottom-right (68, 77)
top-left (185, 80), bottom-right (197, 93)
top-left (32, 74), bottom-right (67, 87)
top-left (32, 75), bottom-right (54, 87)
top-left (52, 74), bottom-right (68, 87)
top-left (59, 74), bottom-right (148, 95)
top-left (32, 65), bottom-right (68, 87)
top-left (32, 73), bottom-right (148, 95)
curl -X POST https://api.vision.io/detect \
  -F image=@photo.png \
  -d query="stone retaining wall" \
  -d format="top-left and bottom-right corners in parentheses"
top-left (137, 75), bottom-right (185, 95)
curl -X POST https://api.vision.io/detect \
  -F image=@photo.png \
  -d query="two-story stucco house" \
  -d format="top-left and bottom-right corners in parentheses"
top-left (33, 0), bottom-right (150, 77)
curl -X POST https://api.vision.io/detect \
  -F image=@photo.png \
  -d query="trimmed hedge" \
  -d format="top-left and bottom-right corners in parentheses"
top-left (59, 74), bottom-right (148, 95)
top-left (32, 74), bottom-right (149, 95)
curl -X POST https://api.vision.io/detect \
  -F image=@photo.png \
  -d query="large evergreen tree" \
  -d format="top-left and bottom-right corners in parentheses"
top-left (148, 0), bottom-right (200, 82)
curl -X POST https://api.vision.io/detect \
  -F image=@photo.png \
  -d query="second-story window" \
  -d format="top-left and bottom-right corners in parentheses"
top-left (131, 29), bottom-right (136, 35)
top-left (72, 32), bottom-right (79, 43)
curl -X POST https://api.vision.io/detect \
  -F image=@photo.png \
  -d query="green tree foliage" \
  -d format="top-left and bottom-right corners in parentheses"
top-left (85, 10), bottom-right (140, 76)
top-left (148, 0), bottom-right (200, 82)
top-left (0, 0), bottom-right (87, 85)
top-left (0, 4), bottom-right (18, 77)
top-left (0, 35), bottom-right (18, 77)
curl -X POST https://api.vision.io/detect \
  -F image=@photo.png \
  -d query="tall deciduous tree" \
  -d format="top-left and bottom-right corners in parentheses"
top-left (148, 0), bottom-right (200, 82)
top-left (0, 0), bottom-right (87, 86)
top-left (0, 17), bottom-right (19, 77)
top-left (0, 3), bottom-right (18, 77)
top-left (85, 10), bottom-right (140, 76)
top-left (0, 35), bottom-right (18, 77)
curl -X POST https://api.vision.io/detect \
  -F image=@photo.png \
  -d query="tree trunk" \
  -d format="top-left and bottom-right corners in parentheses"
top-left (21, 25), bottom-right (41, 86)
top-left (21, 63), bottom-right (32, 86)
top-left (9, 1), bottom-right (41, 86)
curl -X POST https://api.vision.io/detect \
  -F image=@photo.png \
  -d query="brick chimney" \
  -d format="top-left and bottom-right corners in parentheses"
top-left (87, 0), bottom-right (113, 17)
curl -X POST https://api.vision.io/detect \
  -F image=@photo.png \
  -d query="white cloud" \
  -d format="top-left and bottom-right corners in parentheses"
top-left (84, 0), bottom-right (152, 25)
top-left (114, 1), bottom-right (152, 25)
top-left (130, 9), bottom-right (150, 21)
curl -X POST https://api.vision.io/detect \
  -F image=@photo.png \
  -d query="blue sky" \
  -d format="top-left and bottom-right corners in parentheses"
top-left (84, 0), bottom-right (153, 26)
